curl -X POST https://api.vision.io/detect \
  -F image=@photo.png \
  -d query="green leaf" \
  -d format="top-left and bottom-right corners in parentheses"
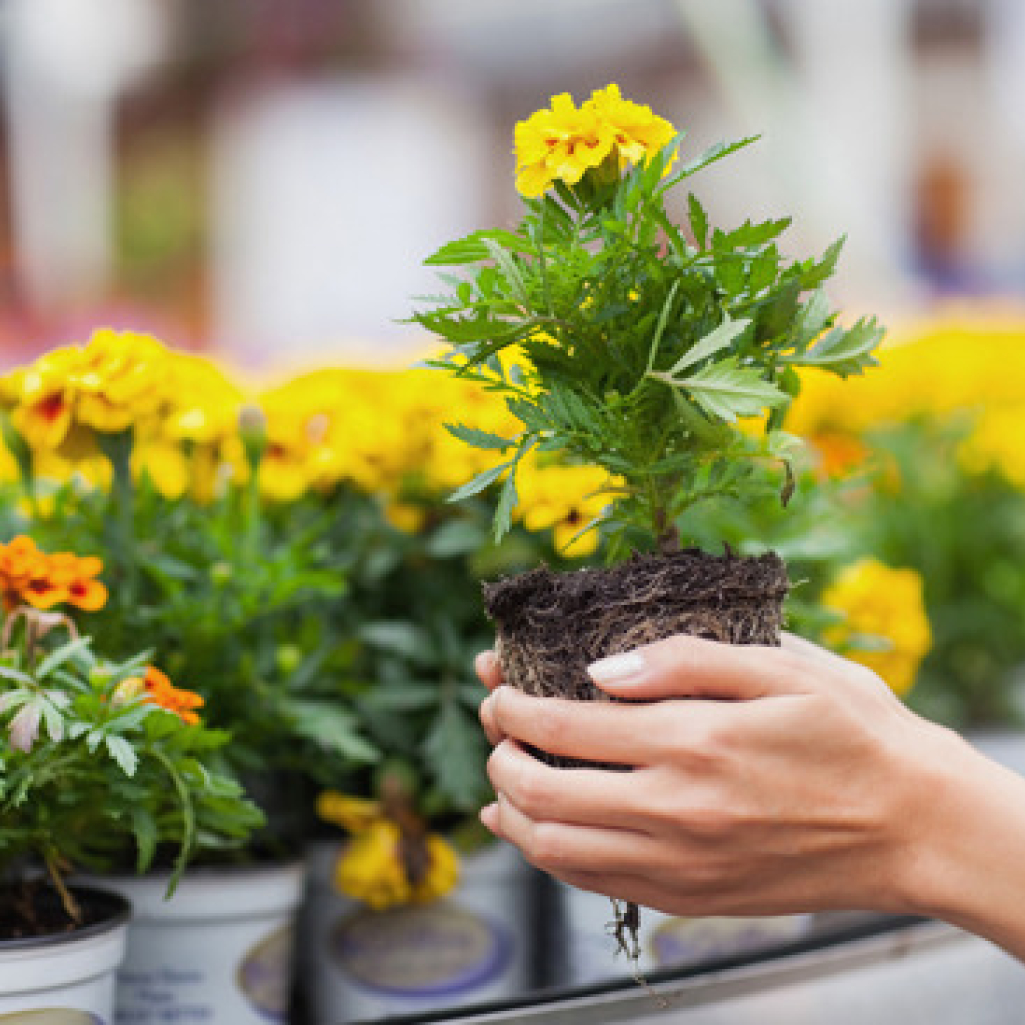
top-left (105, 735), bottom-right (138, 776)
top-left (359, 621), bottom-right (432, 663)
top-left (425, 519), bottom-right (488, 558)
top-left (800, 237), bottom-right (845, 289)
top-left (655, 357), bottom-right (787, 422)
top-left (423, 701), bottom-right (487, 811)
top-left (446, 462), bottom-right (510, 503)
top-left (481, 239), bottom-right (530, 308)
top-left (289, 702), bottom-right (380, 763)
top-left (789, 317), bottom-right (883, 376)
top-left (444, 424), bottom-right (514, 452)
top-left (665, 316), bottom-right (749, 375)
top-left (130, 806), bottom-right (158, 873)
top-left (687, 193), bottom-right (708, 249)
top-left (644, 281), bottom-right (682, 376)
top-left (794, 288), bottom-right (832, 346)
top-left (715, 217), bottom-right (791, 251)
top-left (34, 636), bottom-right (93, 681)
top-left (665, 135), bottom-right (759, 189)
top-left (424, 229), bottom-right (535, 266)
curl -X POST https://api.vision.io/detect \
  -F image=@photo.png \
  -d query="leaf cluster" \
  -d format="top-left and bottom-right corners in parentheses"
top-left (15, 467), bottom-right (378, 822)
top-left (0, 624), bottom-right (262, 893)
top-left (415, 137), bottom-right (883, 550)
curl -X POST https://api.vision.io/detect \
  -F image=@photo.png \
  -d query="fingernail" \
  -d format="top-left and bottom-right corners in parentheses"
top-left (587, 651), bottom-right (646, 684)
top-left (479, 802), bottom-right (498, 830)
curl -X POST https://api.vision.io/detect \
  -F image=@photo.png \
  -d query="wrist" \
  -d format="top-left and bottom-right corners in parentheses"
top-left (893, 722), bottom-right (1025, 954)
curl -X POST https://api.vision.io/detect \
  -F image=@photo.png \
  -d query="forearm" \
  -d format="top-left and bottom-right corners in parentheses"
top-left (902, 727), bottom-right (1025, 962)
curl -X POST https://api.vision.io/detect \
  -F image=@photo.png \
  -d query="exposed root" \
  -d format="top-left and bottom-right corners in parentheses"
top-left (484, 549), bottom-right (788, 769)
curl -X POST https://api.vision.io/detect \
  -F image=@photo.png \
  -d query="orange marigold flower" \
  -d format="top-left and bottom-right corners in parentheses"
top-left (47, 552), bottom-right (108, 612)
top-left (0, 538), bottom-right (108, 613)
top-left (138, 666), bottom-right (204, 726)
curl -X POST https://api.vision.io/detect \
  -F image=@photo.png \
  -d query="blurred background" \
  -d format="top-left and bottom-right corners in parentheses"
top-left (1, 0), bottom-right (1024, 369)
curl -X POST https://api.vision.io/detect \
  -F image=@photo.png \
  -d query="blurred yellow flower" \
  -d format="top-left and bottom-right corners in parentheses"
top-left (318, 790), bottom-right (459, 910)
top-left (514, 84), bottom-right (675, 198)
top-left (2, 329), bottom-right (173, 456)
top-left (822, 558), bottom-right (932, 697)
top-left (333, 821), bottom-right (459, 911)
top-left (515, 458), bottom-right (617, 555)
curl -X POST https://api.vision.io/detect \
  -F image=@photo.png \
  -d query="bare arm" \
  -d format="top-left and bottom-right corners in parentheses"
top-left (475, 635), bottom-right (1025, 962)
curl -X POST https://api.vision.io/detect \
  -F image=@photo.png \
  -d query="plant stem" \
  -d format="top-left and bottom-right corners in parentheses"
top-left (100, 430), bottom-right (137, 605)
top-left (43, 847), bottom-right (81, 924)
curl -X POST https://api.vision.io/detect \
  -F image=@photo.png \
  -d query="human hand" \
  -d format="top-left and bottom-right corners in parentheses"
top-left (475, 633), bottom-right (977, 920)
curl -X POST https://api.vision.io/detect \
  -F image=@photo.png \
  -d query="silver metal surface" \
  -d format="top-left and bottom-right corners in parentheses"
top-left (437, 922), bottom-right (1025, 1024)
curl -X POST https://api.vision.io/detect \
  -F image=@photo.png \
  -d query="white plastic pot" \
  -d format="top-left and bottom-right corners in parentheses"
top-left (553, 882), bottom-right (812, 985)
top-left (302, 838), bottom-right (536, 1023)
top-left (92, 862), bottom-right (305, 1025)
top-left (0, 885), bottom-right (129, 1022)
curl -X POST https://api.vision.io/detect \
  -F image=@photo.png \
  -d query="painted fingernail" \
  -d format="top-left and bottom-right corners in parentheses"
top-left (587, 651), bottom-right (646, 684)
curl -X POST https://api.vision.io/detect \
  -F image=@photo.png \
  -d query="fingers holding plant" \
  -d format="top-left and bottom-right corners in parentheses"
top-left (479, 632), bottom-right (951, 919)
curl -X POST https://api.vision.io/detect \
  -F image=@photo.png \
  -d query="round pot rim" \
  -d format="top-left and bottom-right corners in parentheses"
top-left (0, 884), bottom-right (130, 952)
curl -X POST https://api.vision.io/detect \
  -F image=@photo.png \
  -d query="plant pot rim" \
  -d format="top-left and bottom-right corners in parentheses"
top-left (0, 884), bottom-right (130, 952)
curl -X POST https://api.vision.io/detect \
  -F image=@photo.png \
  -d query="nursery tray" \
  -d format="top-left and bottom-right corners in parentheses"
top-left (347, 912), bottom-right (1025, 1025)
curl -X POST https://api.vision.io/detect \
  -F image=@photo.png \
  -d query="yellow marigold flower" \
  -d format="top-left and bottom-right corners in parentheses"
top-left (822, 559), bottom-right (932, 697)
top-left (3, 329), bottom-right (174, 456)
top-left (959, 405), bottom-right (1025, 488)
top-left (514, 84), bottom-right (676, 198)
top-left (333, 820), bottom-right (459, 911)
top-left (74, 328), bottom-right (172, 433)
top-left (317, 792), bottom-right (382, 833)
top-left (585, 83), bottom-right (677, 165)
top-left (514, 459), bottom-right (617, 555)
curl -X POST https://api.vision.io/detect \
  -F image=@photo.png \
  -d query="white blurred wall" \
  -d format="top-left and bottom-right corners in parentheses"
top-left (210, 77), bottom-right (488, 368)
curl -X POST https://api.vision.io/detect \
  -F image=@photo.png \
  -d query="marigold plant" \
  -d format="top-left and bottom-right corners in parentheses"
top-left (416, 84), bottom-right (884, 555)
top-left (0, 577), bottom-right (262, 924)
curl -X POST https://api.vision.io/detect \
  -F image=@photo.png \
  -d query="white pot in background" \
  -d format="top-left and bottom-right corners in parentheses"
top-left (553, 882), bottom-right (812, 986)
top-left (302, 838), bottom-right (536, 1023)
top-left (92, 862), bottom-right (305, 1025)
top-left (0, 885), bottom-right (129, 1022)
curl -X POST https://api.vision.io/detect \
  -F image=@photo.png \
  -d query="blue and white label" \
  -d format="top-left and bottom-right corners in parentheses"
top-left (237, 926), bottom-right (292, 1022)
top-left (330, 903), bottom-right (513, 999)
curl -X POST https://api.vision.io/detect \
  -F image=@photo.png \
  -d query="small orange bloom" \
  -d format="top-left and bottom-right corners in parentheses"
top-left (0, 537), bottom-right (107, 613)
top-left (47, 552), bottom-right (108, 612)
top-left (138, 666), bottom-right (204, 726)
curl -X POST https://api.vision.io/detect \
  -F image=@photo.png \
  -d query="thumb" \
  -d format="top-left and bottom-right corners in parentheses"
top-left (587, 633), bottom-right (810, 702)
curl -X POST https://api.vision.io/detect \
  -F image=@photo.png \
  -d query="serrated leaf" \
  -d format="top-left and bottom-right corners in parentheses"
top-left (424, 229), bottom-right (535, 266)
top-left (665, 316), bottom-right (749, 375)
top-left (794, 289), bottom-right (832, 347)
top-left (34, 636), bottom-right (92, 680)
top-left (481, 239), bottom-right (530, 307)
top-left (446, 462), bottom-right (510, 503)
top-left (790, 317), bottom-right (883, 376)
top-left (0, 666), bottom-right (34, 687)
top-left (444, 423), bottom-right (514, 451)
top-left (654, 358), bottom-right (787, 422)
top-left (105, 735), bottom-right (138, 776)
top-left (688, 193), bottom-right (708, 249)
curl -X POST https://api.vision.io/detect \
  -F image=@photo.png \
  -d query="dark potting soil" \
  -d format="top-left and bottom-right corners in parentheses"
top-left (483, 547), bottom-right (789, 768)
top-left (0, 880), bottom-right (118, 941)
